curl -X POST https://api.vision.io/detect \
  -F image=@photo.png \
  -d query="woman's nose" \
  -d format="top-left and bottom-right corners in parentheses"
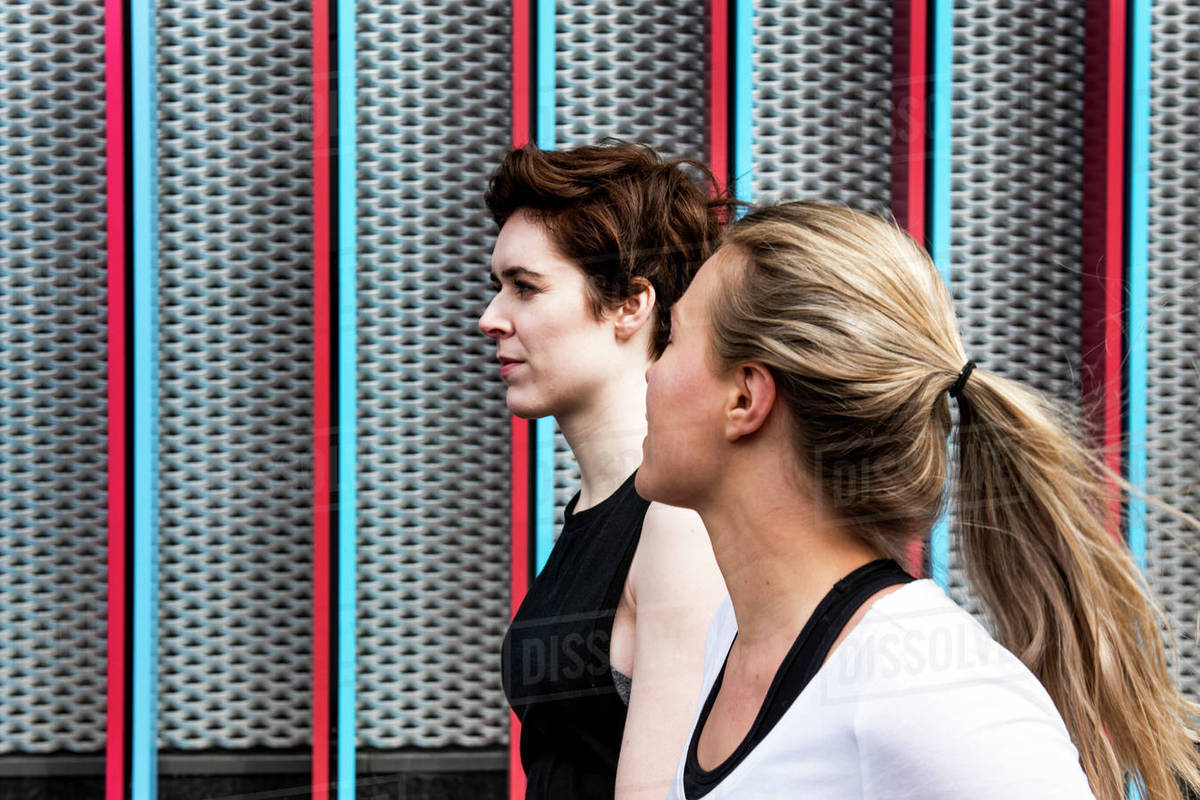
top-left (478, 295), bottom-right (510, 339)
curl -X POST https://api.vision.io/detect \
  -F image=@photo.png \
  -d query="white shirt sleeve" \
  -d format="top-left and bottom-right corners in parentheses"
top-left (852, 658), bottom-right (1097, 799)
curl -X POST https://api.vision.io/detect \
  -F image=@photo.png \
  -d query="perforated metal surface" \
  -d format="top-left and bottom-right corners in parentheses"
top-left (555, 0), bottom-right (708, 158)
top-left (0, 0), bottom-right (108, 755)
top-left (1145, 0), bottom-right (1200, 701)
top-left (549, 0), bottom-right (710, 531)
top-left (354, 1), bottom-right (513, 748)
top-left (943, 0), bottom-right (1086, 617)
top-left (750, 0), bottom-right (893, 212)
top-left (154, 0), bottom-right (315, 749)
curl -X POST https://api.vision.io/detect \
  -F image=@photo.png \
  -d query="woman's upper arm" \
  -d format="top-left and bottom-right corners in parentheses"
top-left (613, 502), bottom-right (727, 800)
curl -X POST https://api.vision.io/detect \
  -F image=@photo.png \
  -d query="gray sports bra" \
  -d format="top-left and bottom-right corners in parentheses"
top-left (611, 667), bottom-right (631, 706)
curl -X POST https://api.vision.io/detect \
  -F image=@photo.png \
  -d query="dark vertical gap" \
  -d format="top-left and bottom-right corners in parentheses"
top-left (727, 0), bottom-right (737, 193)
top-left (326, 0), bottom-right (340, 792)
top-left (121, 0), bottom-right (135, 794)
top-left (528, 0), bottom-right (542, 581)
top-left (1120, 0), bottom-right (1135, 545)
top-left (527, 0), bottom-right (539, 149)
top-left (923, 0), bottom-right (939, 582)
top-left (923, 0), bottom-right (937, 256)
top-left (530, 422), bottom-right (540, 585)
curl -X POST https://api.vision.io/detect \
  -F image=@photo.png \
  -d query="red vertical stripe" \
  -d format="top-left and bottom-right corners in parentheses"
top-left (1082, 0), bottom-right (1125, 542)
top-left (105, 0), bottom-right (127, 795)
top-left (513, 0), bottom-right (532, 149)
top-left (891, 0), bottom-right (927, 240)
top-left (508, 416), bottom-right (530, 800)
top-left (510, 3), bottom-right (533, 797)
top-left (892, 0), bottom-right (928, 577)
top-left (709, 0), bottom-right (729, 193)
top-left (312, 0), bottom-right (333, 793)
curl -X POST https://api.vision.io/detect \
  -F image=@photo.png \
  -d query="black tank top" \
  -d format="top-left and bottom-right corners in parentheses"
top-left (501, 469), bottom-right (650, 800)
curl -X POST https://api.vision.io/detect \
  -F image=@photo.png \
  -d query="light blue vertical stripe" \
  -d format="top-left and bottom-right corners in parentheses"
top-left (536, 0), bottom-right (556, 155)
top-left (131, 0), bottom-right (158, 794)
top-left (733, 0), bottom-right (753, 204)
top-left (1127, 0), bottom-right (1150, 578)
top-left (535, 416), bottom-right (556, 574)
top-left (929, 0), bottom-right (953, 282)
top-left (337, 0), bottom-right (358, 793)
top-left (534, 0), bottom-right (556, 574)
top-left (1126, 1), bottom-right (1150, 796)
top-left (928, 0), bottom-right (954, 589)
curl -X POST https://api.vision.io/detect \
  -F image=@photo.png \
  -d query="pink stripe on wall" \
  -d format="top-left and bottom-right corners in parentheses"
top-left (312, 0), bottom-right (333, 792)
top-left (509, 6), bottom-right (533, 798)
top-left (105, 0), bottom-right (127, 794)
top-left (709, 0), bottom-right (729, 193)
top-left (1082, 0), bottom-right (1126, 542)
top-left (892, 0), bottom-right (929, 576)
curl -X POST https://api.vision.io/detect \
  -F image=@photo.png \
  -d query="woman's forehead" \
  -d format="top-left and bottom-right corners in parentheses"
top-left (679, 247), bottom-right (742, 319)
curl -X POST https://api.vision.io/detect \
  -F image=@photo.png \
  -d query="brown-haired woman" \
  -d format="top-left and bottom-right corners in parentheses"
top-left (480, 141), bottom-right (735, 800)
top-left (636, 200), bottom-right (1200, 800)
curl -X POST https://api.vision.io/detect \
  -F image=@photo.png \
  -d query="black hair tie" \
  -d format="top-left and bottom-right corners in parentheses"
top-left (948, 361), bottom-right (976, 399)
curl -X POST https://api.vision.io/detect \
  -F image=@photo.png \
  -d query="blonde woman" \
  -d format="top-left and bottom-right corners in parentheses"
top-left (636, 201), bottom-right (1200, 799)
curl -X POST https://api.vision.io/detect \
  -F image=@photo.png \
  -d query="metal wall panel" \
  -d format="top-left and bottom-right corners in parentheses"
top-left (154, 0), bottom-right (315, 748)
top-left (0, 0), bottom-right (109, 755)
top-left (556, 0), bottom-right (708, 158)
top-left (1146, 0), bottom-right (1200, 701)
top-left (750, 0), bottom-right (893, 212)
top-left (354, 1), bottom-right (513, 748)
top-left (944, 0), bottom-right (1086, 616)
top-left (551, 0), bottom-right (711, 530)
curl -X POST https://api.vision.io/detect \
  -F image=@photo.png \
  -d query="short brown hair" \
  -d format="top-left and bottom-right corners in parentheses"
top-left (484, 139), bottom-right (741, 358)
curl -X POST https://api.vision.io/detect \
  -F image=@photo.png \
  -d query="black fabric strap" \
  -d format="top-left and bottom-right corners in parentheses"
top-left (683, 559), bottom-right (914, 799)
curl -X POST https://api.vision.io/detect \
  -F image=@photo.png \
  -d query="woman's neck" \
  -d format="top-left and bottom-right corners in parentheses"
top-left (557, 367), bottom-right (649, 513)
top-left (696, 456), bottom-right (884, 649)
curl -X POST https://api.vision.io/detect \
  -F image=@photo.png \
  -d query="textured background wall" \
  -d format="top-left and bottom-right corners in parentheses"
top-left (0, 2), bottom-right (1196, 798)
top-left (154, 0), bottom-right (316, 751)
top-left (942, 0), bottom-right (1086, 618)
top-left (0, 0), bottom-right (109, 756)
top-left (353, 0), bottom-right (514, 750)
top-left (1145, 0), bottom-right (1199, 703)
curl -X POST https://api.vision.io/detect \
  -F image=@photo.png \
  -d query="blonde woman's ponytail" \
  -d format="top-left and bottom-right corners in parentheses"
top-left (952, 367), bottom-right (1200, 800)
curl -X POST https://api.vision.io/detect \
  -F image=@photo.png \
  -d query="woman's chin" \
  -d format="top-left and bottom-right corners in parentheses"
top-left (634, 461), bottom-right (667, 503)
top-left (504, 390), bottom-right (548, 421)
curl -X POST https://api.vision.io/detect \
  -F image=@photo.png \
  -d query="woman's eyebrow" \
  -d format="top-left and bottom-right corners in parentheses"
top-left (491, 266), bottom-right (545, 281)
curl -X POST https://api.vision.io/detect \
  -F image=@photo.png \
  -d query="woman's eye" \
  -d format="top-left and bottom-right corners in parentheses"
top-left (515, 282), bottom-right (537, 296)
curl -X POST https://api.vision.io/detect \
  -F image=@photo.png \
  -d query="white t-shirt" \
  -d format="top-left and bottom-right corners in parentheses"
top-left (667, 579), bottom-right (1096, 799)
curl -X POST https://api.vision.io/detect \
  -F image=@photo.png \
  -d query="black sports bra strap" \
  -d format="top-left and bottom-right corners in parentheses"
top-left (683, 559), bottom-right (914, 799)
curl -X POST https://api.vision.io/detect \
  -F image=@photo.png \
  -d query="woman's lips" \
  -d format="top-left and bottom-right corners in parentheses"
top-left (500, 361), bottom-right (523, 377)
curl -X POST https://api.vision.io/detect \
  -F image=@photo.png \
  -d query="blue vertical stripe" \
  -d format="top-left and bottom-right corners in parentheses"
top-left (1127, 0), bottom-right (1150, 578)
top-left (733, 0), bottom-right (753, 204)
top-left (1126, 1), bottom-right (1151, 795)
top-left (928, 0), bottom-right (955, 590)
top-left (536, 0), bottom-right (556, 155)
top-left (337, 0), bottom-right (358, 793)
top-left (929, 0), bottom-right (953, 282)
top-left (535, 416), bottom-right (556, 574)
top-left (534, 0), bottom-right (557, 574)
top-left (130, 0), bottom-right (158, 795)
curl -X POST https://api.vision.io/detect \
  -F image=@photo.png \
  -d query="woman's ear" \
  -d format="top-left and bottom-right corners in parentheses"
top-left (612, 278), bottom-right (656, 341)
top-left (725, 363), bottom-right (777, 441)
